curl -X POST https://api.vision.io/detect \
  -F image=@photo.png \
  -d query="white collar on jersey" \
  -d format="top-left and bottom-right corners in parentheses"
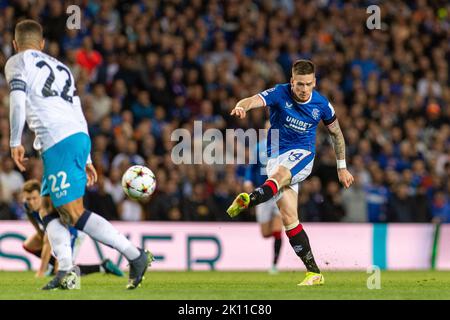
top-left (291, 91), bottom-right (313, 105)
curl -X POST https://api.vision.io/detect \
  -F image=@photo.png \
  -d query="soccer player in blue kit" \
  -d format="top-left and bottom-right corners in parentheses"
top-left (228, 60), bottom-right (354, 286)
top-left (5, 20), bottom-right (153, 290)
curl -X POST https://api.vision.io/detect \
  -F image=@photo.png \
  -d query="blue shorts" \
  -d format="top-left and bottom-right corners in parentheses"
top-left (41, 132), bottom-right (91, 207)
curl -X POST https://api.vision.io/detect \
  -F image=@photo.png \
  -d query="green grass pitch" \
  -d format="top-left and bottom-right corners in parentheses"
top-left (1, 271), bottom-right (450, 300)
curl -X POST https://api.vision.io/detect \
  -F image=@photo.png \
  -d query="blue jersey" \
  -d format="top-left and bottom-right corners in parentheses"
top-left (258, 84), bottom-right (336, 157)
top-left (365, 185), bottom-right (389, 222)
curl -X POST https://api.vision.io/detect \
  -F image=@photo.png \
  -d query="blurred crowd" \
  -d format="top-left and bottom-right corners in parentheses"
top-left (0, 0), bottom-right (448, 223)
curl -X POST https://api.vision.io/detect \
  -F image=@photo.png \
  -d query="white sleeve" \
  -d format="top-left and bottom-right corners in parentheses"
top-left (9, 91), bottom-right (27, 147)
top-left (5, 55), bottom-right (28, 147)
top-left (73, 96), bottom-right (92, 164)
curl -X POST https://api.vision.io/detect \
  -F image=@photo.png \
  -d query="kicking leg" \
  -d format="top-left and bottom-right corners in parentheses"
top-left (277, 187), bottom-right (323, 286)
top-left (227, 165), bottom-right (291, 218)
top-left (59, 198), bottom-right (152, 289)
top-left (23, 233), bottom-right (43, 256)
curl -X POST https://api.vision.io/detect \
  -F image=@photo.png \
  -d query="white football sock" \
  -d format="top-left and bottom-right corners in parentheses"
top-left (79, 212), bottom-right (140, 261)
top-left (46, 219), bottom-right (73, 272)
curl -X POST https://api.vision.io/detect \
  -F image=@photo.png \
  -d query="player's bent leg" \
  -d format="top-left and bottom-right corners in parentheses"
top-left (227, 166), bottom-right (291, 218)
top-left (248, 166), bottom-right (290, 207)
top-left (270, 215), bottom-right (283, 274)
top-left (42, 265), bottom-right (81, 290)
top-left (227, 192), bottom-right (250, 218)
top-left (41, 217), bottom-right (76, 289)
top-left (277, 188), bottom-right (323, 286)
top-left (268, 165), bottom-right (292, 188)
top-left (60, 198), bottom-right (153, 288)
top-left (23, 233), bottom-right (43, 254)
top-left (260, 221), bottom-right (273, 238)
top-left (39, 195), bottom-right (76, 290)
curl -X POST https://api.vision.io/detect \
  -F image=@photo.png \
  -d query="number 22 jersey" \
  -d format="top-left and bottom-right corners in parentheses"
top-left (5, 49), bottom-right (89, 152)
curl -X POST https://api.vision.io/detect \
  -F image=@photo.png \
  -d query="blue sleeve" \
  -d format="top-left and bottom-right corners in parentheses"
top-left (257, 85), bottom-right (281, 108)
top-left (321, 97), bottom-right (337, 125)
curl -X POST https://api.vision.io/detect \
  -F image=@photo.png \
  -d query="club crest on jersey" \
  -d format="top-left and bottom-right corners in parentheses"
top-left (285, 102), bottom-right (293, 109)
top-left (312, 108), bottom-right (320, 120)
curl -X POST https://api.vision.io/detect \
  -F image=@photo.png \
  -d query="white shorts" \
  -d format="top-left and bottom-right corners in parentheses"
top-left (255, 197), bottom-right (280, 223)
top-left (266, 148), bottom-right (315, 201)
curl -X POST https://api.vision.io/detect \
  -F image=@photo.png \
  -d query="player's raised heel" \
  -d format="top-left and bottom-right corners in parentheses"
top-left (126, 249), bottom-right (154, 290)
top-left (42, 266), bottom-right (81, 290)
top-left (227, 193), bottom-right (250, 218)
top-left (297, 272), bottom-right (324, 286)
top-left (60, 266), bottom-right (81, 290)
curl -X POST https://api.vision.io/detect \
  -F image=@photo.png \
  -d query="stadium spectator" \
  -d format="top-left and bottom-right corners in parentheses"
top-left (182, 182), bottom-right (218, 221)
top-left (76, 36), bottom-right (103, 78)
top-left (341, 175), bottom-right (368, 222)
top-left (84, 175), bottom-right (119, 221)
top-left (90, 83), bottom-right (112, 123)
top-left (386, 183), bottom-right (415, 222)
top-left (365, 169), bottom-right (389, 223)
top-left (321, 181), bottom-right (346, 222)
top-left (0, 157), bottom-right (24, 203)
top-left (431, 190), bottom-right (450, 224)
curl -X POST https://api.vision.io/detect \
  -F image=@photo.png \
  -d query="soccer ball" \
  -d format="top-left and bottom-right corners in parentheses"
top-left (121, 165), bottom-right (157, 200)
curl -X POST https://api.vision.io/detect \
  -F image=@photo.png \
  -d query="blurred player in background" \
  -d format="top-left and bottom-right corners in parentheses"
top-left (22, 179), bottom-right (124, 278)
top-left (228, 60), bottom-right (354, 286)
top-left (5, 20), bottom-right (152, 290)
top-left (243, 123), bottom-right (283, 274)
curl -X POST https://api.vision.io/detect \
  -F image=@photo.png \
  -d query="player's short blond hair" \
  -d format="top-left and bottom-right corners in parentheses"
top-left (292, 59), bottom-right (315, 75)
top-left (14, 19), bottom-right (43, 46)
top-left (23, 179), bottom-right (41, 193)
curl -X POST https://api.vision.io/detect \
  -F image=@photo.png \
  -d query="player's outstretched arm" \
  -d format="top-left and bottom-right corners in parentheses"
top-left (326, 119), bottom-right (354, 189)
top-left (230, 95), bottom-right (265, 119)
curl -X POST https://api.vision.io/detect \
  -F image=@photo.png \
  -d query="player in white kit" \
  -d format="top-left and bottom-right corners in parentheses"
top-left (5, 20), bottom-right (152, 290)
